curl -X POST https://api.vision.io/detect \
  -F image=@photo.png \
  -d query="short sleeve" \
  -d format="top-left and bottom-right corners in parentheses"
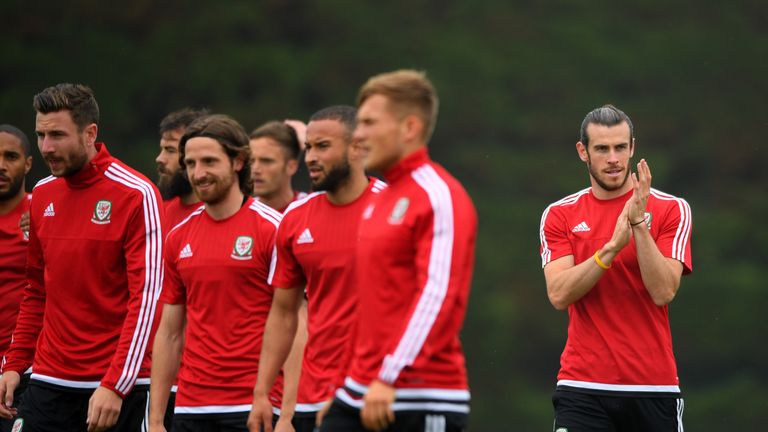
top-left (654, 198), bottom-right (693, 274)
top-left (540, 205), bottom-right (572, 268)
top-left (160, 234), bottom-right (186, 304)
top-left (268, 217), bottom-right (306, 289)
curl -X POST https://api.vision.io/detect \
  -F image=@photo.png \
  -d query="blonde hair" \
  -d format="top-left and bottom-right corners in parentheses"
top-left (357, 69), bottom-right (439, 142)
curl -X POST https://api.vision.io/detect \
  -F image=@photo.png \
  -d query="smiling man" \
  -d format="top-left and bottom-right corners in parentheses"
top-left (539, 104), bottom-right (693, 431)
top-left (0, 84), bottom-right (164, 432)
top-left (149, 114), bottom-right (297, 432)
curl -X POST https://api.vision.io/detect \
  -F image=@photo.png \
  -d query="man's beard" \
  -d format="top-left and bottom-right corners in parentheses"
top-left (587, 157), bottom-right (630, 192)
top-left (159, 170), bottom-right (193, 200)
top-left (310, 158), bottom-right (351, 193)
top-left (0, 172), bottom-right (25, 201)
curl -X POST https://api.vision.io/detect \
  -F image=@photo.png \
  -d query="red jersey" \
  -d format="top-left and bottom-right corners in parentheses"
top-left (269, 178), bottom-right (386, 412)
top-left (2, 143), bottom-right (164, 397)
top-left (161, 197), bottom-right (284, 414)
top-left (164, 196), bottom-right (202, 231)
top-left (0, 193), bottom-right (31, 360)
top-left (339, 148), bottom-right (477, 414)
top-left (539, 187), bottom-right (693, 395)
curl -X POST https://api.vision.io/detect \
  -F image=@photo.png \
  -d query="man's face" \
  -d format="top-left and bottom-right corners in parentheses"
top-left (156, 128), bottom-right (184, 188)
top-left (36, 111), bottom-right (94, 177)
top-left (156, 128), bottom-right (192, 198)
top-left (354, 94), bottom-right (404, 172)
top-left (0, 133), bottom-right (32, 201)
top-left (578, 121), bottom-right (634, 192)
top-left (184, 137), bottom-right (241, 205)
top-left (249, 137), bottom-right (296, 199)
top-left (305, 119), bottom-right (351, 193)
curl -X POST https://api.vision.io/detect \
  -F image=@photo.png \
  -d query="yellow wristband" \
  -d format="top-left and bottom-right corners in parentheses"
top-left (594, 251), bottom-right (611, 270)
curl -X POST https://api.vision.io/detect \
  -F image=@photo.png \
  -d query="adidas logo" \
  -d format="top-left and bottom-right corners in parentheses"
top-left (571, 221), bottom-right (590, 233)
top-left (43, 203), bottom-right (55, 217)
top-left (297, 228), bottom-right (314, 244)
top-left (179, 243), bottom-right (193, 259)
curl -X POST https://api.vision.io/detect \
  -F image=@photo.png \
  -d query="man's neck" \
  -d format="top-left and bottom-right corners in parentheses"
top-left (205, 187), bottom-right (245, 220)
top-left (590, 178), bottom-right (633, 200)
top-left (179, 192), bottom-right (201, 206)
top-left (0, 189), bottom-right (26, 215)
top-left (259, 186), bottom-right (295, 212)
top-left (327, 170), bottom-right (369, 206)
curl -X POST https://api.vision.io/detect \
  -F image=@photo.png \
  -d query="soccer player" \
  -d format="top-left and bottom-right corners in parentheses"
top-left (248, 106), bottom-right (386, 432)
top-left (156, 108), bottom-right (208, 227)
top-left (321, 70), bottom-right (478, 432)
top-left (148, 114), bottom-right (292, 432)
top-left (0, 83), bottom-right (164, 431)
top-left (539, 105), bottom-right (692, 431)
top-left (0, 125), bottom-right (33, 432)
top-left (249, 121), bottom-right (307, 213)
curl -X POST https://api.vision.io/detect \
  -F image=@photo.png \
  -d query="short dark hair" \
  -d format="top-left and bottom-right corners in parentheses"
top-left (159, 107), bottom-right (210, 134)
top-left (179, 114), bottom-right (253, 196)
top-left (580, 104), bottom-right (634, 148)
top-left (33, 83), bottom-right (99, 130)
top-left (309, 105), bottom-right (357, 140)
top-left (249, 121), bottom-right (301, 161)
top-left (0, 124), bottom-right (31, 157)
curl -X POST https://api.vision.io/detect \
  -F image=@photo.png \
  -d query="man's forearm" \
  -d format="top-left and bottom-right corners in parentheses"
top-left (148, 326), bottom-right (183, 424)
top-left (633, 224), bottom-right (681, 305)
top-left (255, 301), bottom-right (299, 397)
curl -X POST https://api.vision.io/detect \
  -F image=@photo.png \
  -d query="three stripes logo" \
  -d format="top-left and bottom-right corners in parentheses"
top-left (296, 228), bottom-right (314, 244)
top-left (571, 221), bottom-right (590, 233)
top-left (43, 203), bottom-right (55, 217)
top-left (179, 243), bottom-right (193, 259)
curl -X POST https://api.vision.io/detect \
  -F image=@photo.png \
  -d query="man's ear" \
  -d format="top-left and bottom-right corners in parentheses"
top-left (576, 141), bottom-right (589, 162)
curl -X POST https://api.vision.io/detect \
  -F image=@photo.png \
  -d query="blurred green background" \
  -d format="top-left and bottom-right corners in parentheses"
top-left (2, 1), bottom-right (766, 429)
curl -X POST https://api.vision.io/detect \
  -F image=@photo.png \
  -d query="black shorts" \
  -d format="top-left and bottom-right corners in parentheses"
top-left (291, 411), bottom-right (318, 432)
top-left (13, 380), bottom-right (149, 432)
top-left (0, 372), bottom-right (31, 432)
top-left (319, 398), bottom-right (468, 432)
top-left (172, 411), bottom-right (278, 432)
top-left (552, 389), bottom-right (684, 432)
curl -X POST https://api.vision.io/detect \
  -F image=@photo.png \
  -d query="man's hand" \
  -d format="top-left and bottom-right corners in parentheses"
top-left (147, 421), bottom-right (167, 432)
top-left (87, 386), bottom-right (123, 432)
top-left (19, 211), bottom-right (30, 237)
top-left (315, 398), bottom-right (332, 428)
top-left (0, 371), bottom-right (20, 419)
top-left (361, 380), bottom-right (395, 431)
top-left (606, 200), bottom-right (632, 256)
top-left (274, 415), bottom-right (296, 432)
top-left (628, 159), bottom-right (652, 224)
top-left (248, 393), bottom-right (275, 432)
top-left (284, 120), bottom-right (307, 151)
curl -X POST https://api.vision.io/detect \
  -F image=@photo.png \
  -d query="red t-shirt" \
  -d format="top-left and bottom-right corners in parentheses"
top-left (0, 194), bottom-right (31, 359)
top-left (339, 149), bottom-right (477, 414)
top-left (164, 196), bottom-right (202, 232)
top-left (269, 178), bottom-right (386, 412)
top-left (540, 187), bottom-right (693, 395)
top-left (161, 197), bottom-right (283, 413)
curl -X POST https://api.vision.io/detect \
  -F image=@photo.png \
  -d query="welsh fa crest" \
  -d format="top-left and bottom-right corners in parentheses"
top-left (91, 200), bottom-right (112, 224)
top-left (388, 197), bottom-right (410, 225)
top-left (11, 418), bottom-right (23, 432)
top-left (644, 211), bottom-right (652, 229)
top-left (231, 235), bottom-right (254, 260)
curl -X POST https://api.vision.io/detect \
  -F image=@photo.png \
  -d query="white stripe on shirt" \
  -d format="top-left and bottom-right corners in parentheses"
top-left (378, 164), bottom-right (453, 384)
top-left (104, 163), bottom-right (163, 394)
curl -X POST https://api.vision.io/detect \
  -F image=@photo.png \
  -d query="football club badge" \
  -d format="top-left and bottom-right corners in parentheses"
top-left (644, 211), bottom-right (652, 229)
top-left (388, 197), bottom-right (410, 225)
top-left (91, 200), bottom-right (112, 224)
top-left (11, 418), bottom-right (24, 432)
top-left (231, 235), bottom-right (254, 260)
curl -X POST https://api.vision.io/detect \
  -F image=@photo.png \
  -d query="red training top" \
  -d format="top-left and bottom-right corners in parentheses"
top-left (0, 193), bottom-right (31, 360)
top-left (540, 187), bottom-right (693, 395)
top-left (2, 143), bottom-right (164, 397)
top-left (161, 197), bottom-right (284, 414)
top-left (269, 178), bottom-right (386, 413)
top-left (339, 148), bottom-right (477, 415)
